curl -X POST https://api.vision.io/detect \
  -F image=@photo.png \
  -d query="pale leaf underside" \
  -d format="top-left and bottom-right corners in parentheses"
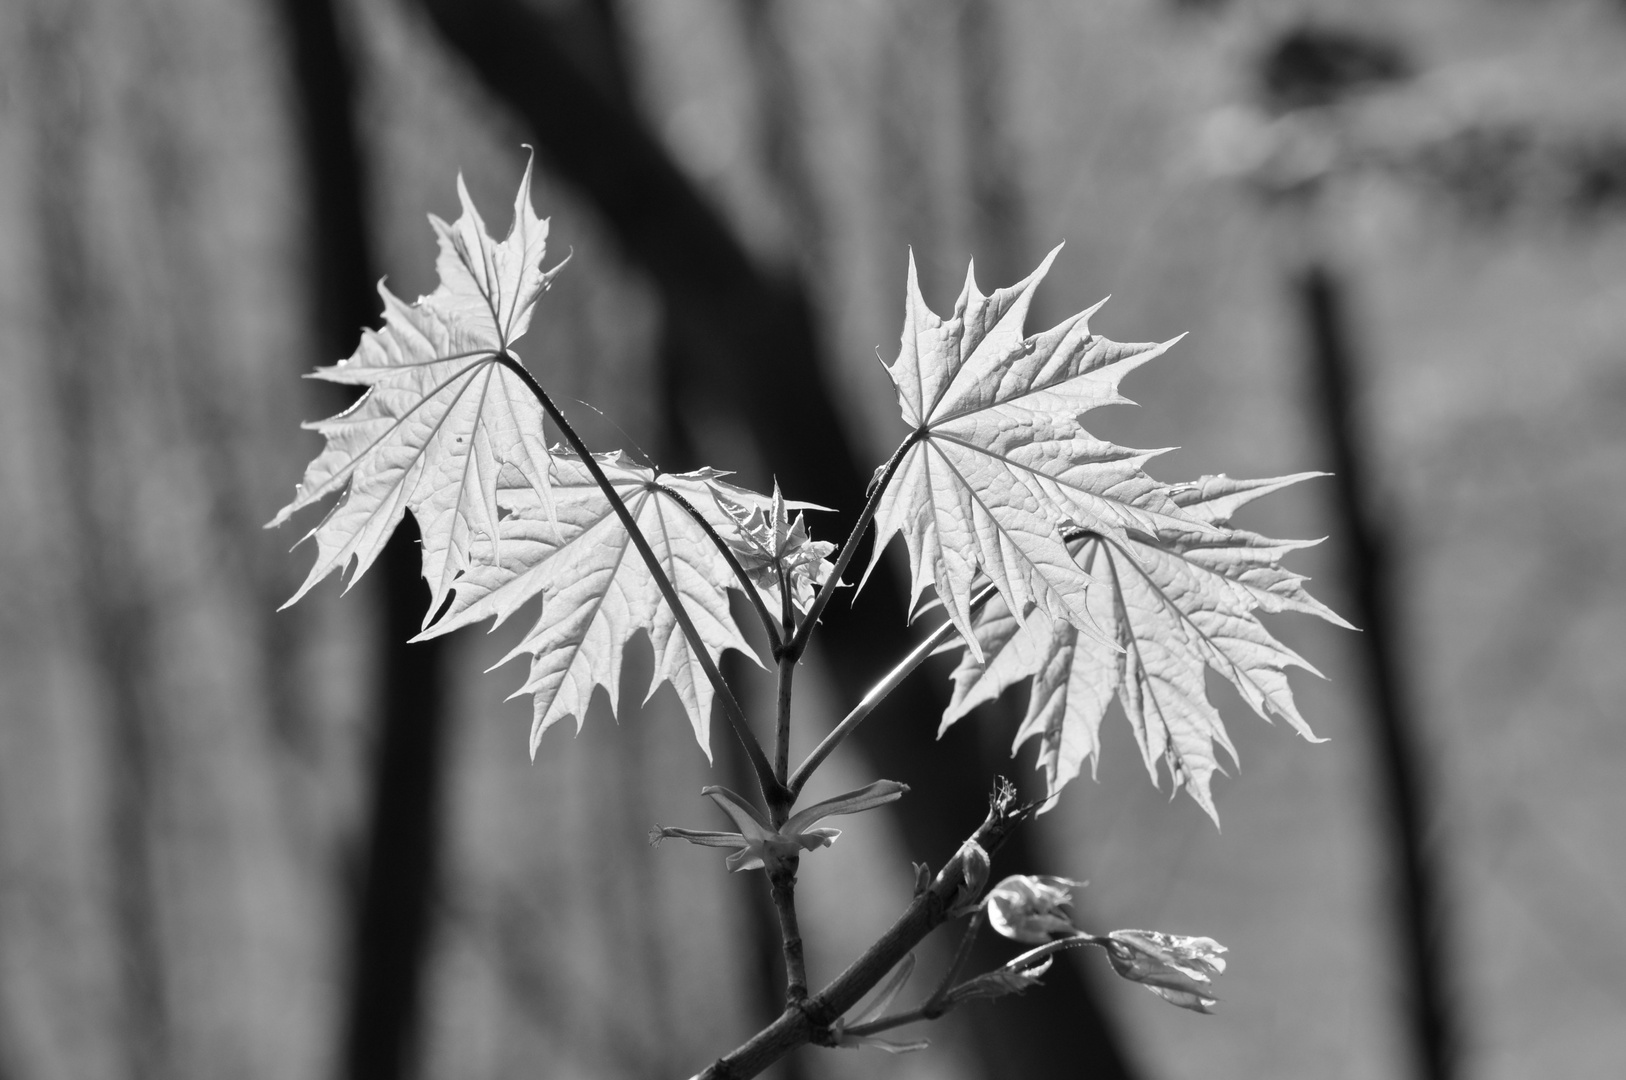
top-left (942, 473), bottom-right (1350, 823)
top-left (418, 451), bottom-right (776, 757)
top-left (864, 245), bottom-right (1204, 658)
top-left (269, 158), bottom-right (563, 616)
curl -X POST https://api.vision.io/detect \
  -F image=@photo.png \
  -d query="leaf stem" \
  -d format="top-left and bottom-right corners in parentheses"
top-left (832, 922), bottom-right (1083, 1042)
top-left (773, 651), bottom-right (795, 817)
top-left (656, 483), bottom-right (782, 654)
top-left (783, 430), bottom-right (922, 661)
top-left (1001, 932), bottom-right (1103, 972)
top-left (497, 353), bottom-right (783, 804)
top-left (788, 582), bottom-right (996, 795)
top-left (772, 564), bottom-right (796, 817)
top-left (925, 915), bottom-right (984, 1010)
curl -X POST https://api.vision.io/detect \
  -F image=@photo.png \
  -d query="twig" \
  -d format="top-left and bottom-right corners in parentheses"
top-left (767, 860), bottom-right (808, 1003)
top-left (694, 781), bottom-right (1035, 1080)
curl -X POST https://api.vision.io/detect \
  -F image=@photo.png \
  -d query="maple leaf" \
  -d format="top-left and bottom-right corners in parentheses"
top-left (269, 157), bottom-right (566, 615)
top-left (862, 246), bottom-right (1204, 657)
top-left (417, 449), bottom-right (777, 756)
top-left (942, 473), bottom-right (1350, 823)
top-left (710, 482), bottom-right (837, 614)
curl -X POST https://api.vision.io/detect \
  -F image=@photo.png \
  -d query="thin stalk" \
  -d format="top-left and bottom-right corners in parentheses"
top-left (773, 655), bottom-right (795, 813)
top-left (497, 353), bottom-right (782, 803)
top-left (1002, 933), bottom-right (1101, 972)
top-left (837, 1005), bottom-right (935, 1040)
top-left (840, 933), bottom-right (1099, 1042)
top-left (778, 562), bottom-right (795, 639)
top-left (656, 483), bottom-right (782, 653)
top-left (770, 562), bottom-right (797, 809)
top-left (768, 860), bottom-right (808, 1004)
top-left (784, 430), bottom-right (923, 660)
top-left (789, 582), bottom-right (996, 795)
top-left (925, 916), bottom-right (984, 1011)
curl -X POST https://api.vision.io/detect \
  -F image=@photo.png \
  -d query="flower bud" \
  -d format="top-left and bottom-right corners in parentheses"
top-left (946, 840), bottom-right (991, 917)
top-left (984, 875), bottom-right (1085, 943)
top-left (1101, 929), bottom-right (1227, 1013)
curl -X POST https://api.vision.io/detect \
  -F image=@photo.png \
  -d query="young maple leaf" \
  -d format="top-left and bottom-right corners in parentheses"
top-left (941, 473), bottom-right (1350, 823)
top-left (268, 157), bottom-right (566, 615)
top-left (416, 450), bottom-right (775, 757)
top-left (710, 481), bottom-right (837, 614)
top-left (861, 246), bottom-right (1205, 656)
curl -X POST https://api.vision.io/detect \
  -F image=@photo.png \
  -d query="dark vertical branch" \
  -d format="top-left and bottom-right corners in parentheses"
top-left (268, 2), bottom-right (449, 1079)
top-left (1297, 263), bottom-right (1455, 1080)
top-left (27, 6), bottom-right (168, 1079)
top-left (411, 3), bottom-right (1140, 1076)
top-left (734, 0), bottom-right (826, 279)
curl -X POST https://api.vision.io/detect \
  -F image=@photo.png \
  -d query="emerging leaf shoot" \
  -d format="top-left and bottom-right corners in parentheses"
top-left (711, 481), bottom-right (837, 614)
top-left (652, 780), bottom-right (908, 872)
top-left (1100, 929), bottom-right (1228, 1013)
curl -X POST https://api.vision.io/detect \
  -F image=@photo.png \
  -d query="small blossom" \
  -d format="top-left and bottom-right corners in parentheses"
top-left (1100, 929), bottom-right (1228, 1014)
top-left (985, 874), bottom-right (1086, 943)
top-left (651, 780), bottom-right (907, 873)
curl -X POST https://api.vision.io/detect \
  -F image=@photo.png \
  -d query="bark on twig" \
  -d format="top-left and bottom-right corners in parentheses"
top-left (696, 784), bottom-right (1035, 1080)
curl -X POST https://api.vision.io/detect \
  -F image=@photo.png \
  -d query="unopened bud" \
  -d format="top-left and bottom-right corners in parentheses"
top-left (1101, 929), bottom-right (1227, 1013)
top-left (984, 875), bottom-right (1085, 943)
top-left (946, 840), bottom-right (991, 917)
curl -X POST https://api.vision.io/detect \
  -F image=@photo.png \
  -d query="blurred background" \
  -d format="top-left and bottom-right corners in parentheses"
top-left (3, 0), bottom-right (1626, 1078)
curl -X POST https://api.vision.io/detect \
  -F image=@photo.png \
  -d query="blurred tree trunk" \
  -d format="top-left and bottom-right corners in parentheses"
top-left (269, 2), bottom-right (450, 1079)
top-left (1296, 262), bottom-right (1456, 1080)
top-left (734, 0), bottom-right (827, 282)
top-left (1249, 27), bottom-right (1455, 1078)
top-left (27, 4), bottom-right (169, 1078)
top-left (413, 2), bottom-right (1141, 1076)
